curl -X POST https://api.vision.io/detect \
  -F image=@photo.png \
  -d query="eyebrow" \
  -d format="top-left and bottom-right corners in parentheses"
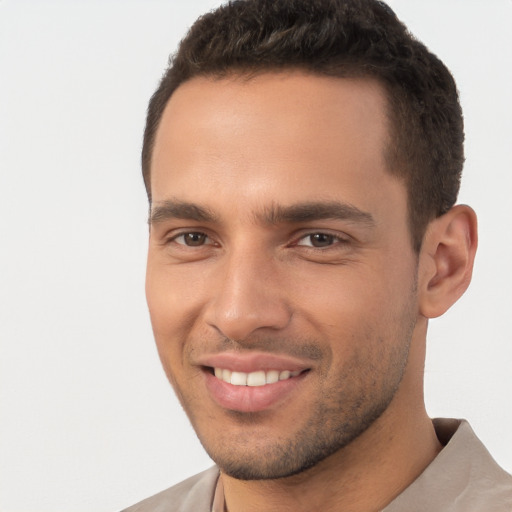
top-left (150, 200), bottom-right (218, 224)
top-left (259, 201), bottom-right (375, 226)
top-left (149, 199), bottom-right (375, 227)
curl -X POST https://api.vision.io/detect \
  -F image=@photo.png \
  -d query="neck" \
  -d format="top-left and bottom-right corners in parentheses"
top-left (221, 321), bottom-right (441, 512)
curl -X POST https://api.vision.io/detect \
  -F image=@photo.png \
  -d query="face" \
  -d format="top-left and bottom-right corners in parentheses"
top-left (146, 72), bottom-right (421, 480)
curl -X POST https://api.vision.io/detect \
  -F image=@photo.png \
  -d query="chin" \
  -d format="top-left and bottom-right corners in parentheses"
top-left (198, 397), bottom-right (390, 481)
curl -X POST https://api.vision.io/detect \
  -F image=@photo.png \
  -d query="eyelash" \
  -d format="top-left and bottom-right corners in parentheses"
top-left (168, 231), bottom-right (215, 247)
top-left (166, 230), bottom-right (350, 250)
top-left (294, 232), bottom-right (350, 249)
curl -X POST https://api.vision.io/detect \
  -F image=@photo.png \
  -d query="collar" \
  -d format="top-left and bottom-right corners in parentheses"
top-left (212, 419), bottom-right (512, 512)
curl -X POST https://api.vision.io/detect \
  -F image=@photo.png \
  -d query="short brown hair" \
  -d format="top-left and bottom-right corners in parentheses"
top-left (142, 0), bottom-right (464, 251)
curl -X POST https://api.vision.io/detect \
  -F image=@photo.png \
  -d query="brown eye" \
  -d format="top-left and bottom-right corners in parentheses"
top-left (297, 233), bottom-right (336, 248)
top-left (175, 232), bottom-right (208, 246)
top-left (310, 233), bottom-right (335, 247)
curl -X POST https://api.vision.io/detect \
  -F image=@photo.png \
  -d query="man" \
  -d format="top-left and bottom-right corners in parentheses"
top-left (124, 0), bottom-right (512, 510)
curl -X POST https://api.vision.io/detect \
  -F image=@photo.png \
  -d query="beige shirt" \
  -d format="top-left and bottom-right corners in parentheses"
top-left (122, 419), bottom-right (512, 512)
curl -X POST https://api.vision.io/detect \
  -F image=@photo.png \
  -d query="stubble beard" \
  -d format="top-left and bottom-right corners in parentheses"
top-left (170, 277), bottom-right (418, 481)
top-left (191, 324), bottom-right (414, 481)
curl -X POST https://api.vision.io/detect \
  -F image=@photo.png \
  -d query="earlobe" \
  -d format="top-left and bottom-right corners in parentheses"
top-left (418, 205), bottom-right (478, 319)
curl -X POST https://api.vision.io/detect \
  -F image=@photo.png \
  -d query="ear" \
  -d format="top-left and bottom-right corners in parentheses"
top-left (418, 205), bottom-right (478, 319)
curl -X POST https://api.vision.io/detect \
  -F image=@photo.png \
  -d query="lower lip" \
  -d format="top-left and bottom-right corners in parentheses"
top-left (204, 370), bottom-right (307, 413)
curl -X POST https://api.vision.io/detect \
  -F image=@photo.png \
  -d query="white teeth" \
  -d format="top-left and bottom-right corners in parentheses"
top-left (266, 370), bottom-right (280, 384)
top-left (213, 368), bottom-right (302, 386)
top-left (247, 371), bottom-right (266, 387)
top-left (230, 371), bottom-right (247, 386)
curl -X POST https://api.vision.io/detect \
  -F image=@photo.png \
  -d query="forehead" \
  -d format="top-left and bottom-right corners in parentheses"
top-left (150, 72), bottom-right (403, 220)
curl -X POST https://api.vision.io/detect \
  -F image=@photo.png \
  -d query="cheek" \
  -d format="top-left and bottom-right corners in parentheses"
top-left (145, 257), bottom-right (218, 388)
top-left (290, 260), bottom-right (416, 343)
top-left (146, 264), bottom-right (190, 374)
top-left (290, 265), bottom-right (385, 318)
top-left (146, 256), bottom-right (205, 333)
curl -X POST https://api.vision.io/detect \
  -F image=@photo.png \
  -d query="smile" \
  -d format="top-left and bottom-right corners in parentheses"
top-left (213, 368), bottom-right (302, 387)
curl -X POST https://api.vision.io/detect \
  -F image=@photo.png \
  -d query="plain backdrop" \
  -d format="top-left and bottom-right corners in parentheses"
top-left (0, 1), bottom-right (511, 511)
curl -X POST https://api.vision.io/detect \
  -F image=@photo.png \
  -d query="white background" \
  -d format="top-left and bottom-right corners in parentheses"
top-left (0, 1), bottom-right (511, 511)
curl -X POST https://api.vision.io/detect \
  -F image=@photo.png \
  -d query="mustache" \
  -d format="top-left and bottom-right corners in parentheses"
top-left (193, 335), bottom-right (325, 361)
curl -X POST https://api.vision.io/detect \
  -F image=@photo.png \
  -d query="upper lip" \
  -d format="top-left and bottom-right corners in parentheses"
top-left (196, 352), bottom-right (312, 373)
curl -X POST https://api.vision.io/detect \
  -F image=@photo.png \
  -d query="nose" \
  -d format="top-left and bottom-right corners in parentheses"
top-left (204, 246), bottom-right (292, 343)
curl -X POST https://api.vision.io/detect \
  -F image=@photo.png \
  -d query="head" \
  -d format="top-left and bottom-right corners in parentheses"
top-left (142, 0), bottom-right (465, 252)
top-left (143, 0), bottom-right (477, 482)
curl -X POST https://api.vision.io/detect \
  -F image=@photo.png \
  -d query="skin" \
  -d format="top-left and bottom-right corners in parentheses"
top-left (146, 72), bottom-right (477, 511)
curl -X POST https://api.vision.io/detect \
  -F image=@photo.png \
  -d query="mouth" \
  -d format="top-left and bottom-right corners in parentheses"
top-left (210, 367), bottom-right (304, 387)
top-left (202, 365), bottom-right (310, 413)
top-left (196, 352), bottom-right (314, 412)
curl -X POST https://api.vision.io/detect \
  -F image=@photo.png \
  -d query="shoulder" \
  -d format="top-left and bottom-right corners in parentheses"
top-left (121, 466), bottom-right (219, 512)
